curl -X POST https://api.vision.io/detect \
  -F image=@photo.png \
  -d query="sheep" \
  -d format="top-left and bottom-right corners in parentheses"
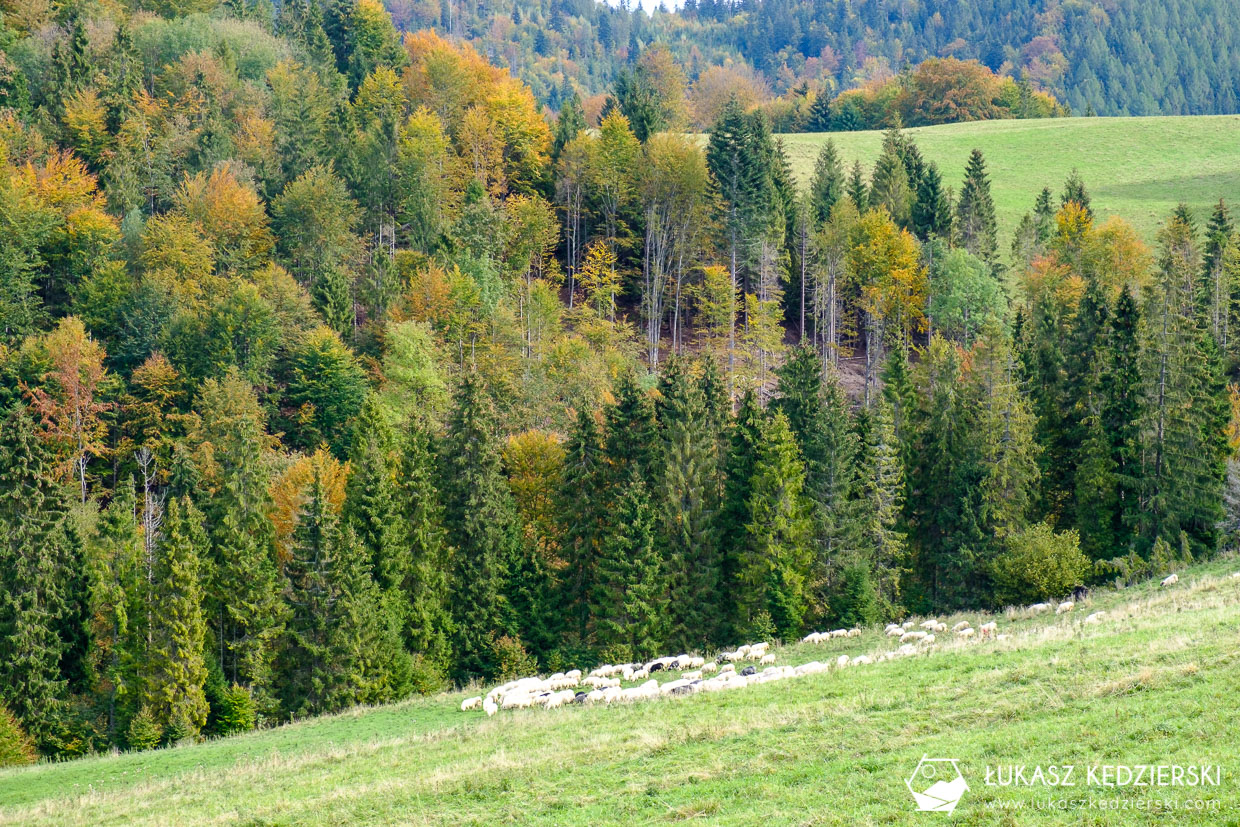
top-left (923, 634), bottom-right (935, 644)
top-left (830, 629), bottom-right (849, 638)
top-left (885, 623), bottom-right (902, 634)
top-left (851, 655), bottom-right (873, 666)
top-left (1161, 573), bottom-right (1179, 587)
top-left (956, 627), bottom-right (975, 638)
top-left (1029, 603), bottom-right (1050, 614)
top-left (897, 644), bottom-right (917, 657)
top-left (886, 627), bottom-right (904, 637)
top-left (631, 668), bottom-right (650, 681)
top-left (1084, 611), bottom-right (1106, 624)
top-left (979, 621), bottom-right (998, 638)
top-left (802, 632), bottom-right (823, 643)
top-left (740, 665), bottom-right (758, 676)
top-left (544, 693), bottom-right (564, 709)
top-left (1232, 572), bottom-right (1240, 579)
top-left (902, 621), bottom-right (915, 630)
top-left (736, 645), bottom-right (752, 657)
top-left (483, 697), bottom-right (498, 716)
top-left (759, 653), bottom-right (776, 665)
top-left (565, 669), bottom-right (582, 680)
top-left (919, 619), bottom-right (939, 630)
top-left (701, 662), bottom-right (718, 674)
top-left (659, 679), bottom-right (690, 696)
top-left (951, 620), bottom-right (971, 632)
top-left (461, 696), bottom-right (482, 711)
top-left (719, 663), bottom-right (736, 674)
top-left (1056, 601), bottom-right (1075, 614)
top-left (501, 693), bottom-right (533, 710)
top-left (681, 669), bottom-right (703, 681)
top-left (899, 630), bottom-right (927, 643)
top-left (836, 655), bottom-right (850, 668)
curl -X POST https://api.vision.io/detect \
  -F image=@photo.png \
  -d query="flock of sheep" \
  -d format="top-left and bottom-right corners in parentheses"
top-left (460, 570), bottom-right (1209, 717)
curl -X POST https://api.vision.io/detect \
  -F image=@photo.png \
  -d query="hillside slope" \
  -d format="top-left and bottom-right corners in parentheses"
top-left (782, 115), bottom-right (1240, 255)
top-left (3, 558), bottom-right (1238, 825)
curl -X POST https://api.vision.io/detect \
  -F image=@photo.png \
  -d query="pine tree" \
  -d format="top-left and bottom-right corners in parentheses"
top-left (605, 370), bottom-right (658, 487)
top-left (591, 467), bottom-right (665, 660)
top-left (806, 91), bottom-right (832, 132)
top-left (0, 406), bottom-right (76, 753)
top-left (1201, 199), bottom-right (1234, 342)
top-left (808, 139), bottom-right (844, 225)
top-left (718, 389), bottom-right (763, 637)
top-left (955, 149), bottom-right (998, 264)
top-left (551, 92), bottom-right (587, 161)
top-left (344, 395), bottom-right (404, 598)
top-left (1074, 411), bottom-right (1119, 560)
top-left (143, 496), bottom-right (209, 740)
top-left (441, 372), bottom-right (520, 678)
top-left (399, 424), bottom-right (454, 670)
top-left (911, 162), bottom-right (951, 241)
top-left (738, 411), bottom-right (813, 640)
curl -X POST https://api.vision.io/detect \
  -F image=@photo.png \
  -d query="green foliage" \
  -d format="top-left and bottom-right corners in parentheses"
top-left (125, 706), bottom-right (163, 752)
top-left (990, 523), bottom-right (1089, 606)
top-left (0, 705), bottom-right (36, 767)
top-left (830, 563), bottom-right (881, 629)
top-left (489, 634), bottom-right (537, 683)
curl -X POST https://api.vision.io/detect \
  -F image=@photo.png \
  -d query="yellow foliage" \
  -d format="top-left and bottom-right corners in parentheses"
top-left (269, 449), bottom-right (349, 566)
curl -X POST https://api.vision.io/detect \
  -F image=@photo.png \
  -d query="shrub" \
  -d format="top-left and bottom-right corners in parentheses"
top-left (490, 635), bottom-right (537, 682)
top-left (991, 523), bottom-right (1089, 606)
top-left (0, 705), bottom-right (36, 767)
top-left (214, 685), bottom-right (256, 736)
top-left (832, 563), bottom-right (881, 628)
top-left (407, 653), bottom-right (448, 696)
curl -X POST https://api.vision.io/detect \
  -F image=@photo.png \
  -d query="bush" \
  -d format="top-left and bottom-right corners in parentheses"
top-left (126, 707), bottom-right (163, 752)
top-left (490, 635), bottom-right (537, 682)
top-left (991, 523), bottom-right (1089, 606)
top-left (407, 653), bottom-right (448, 696)
top-left (0, 705), bottom-right (36, 767)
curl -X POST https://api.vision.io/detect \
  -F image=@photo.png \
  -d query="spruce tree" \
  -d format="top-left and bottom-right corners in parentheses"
top-left (0, 406), bottom-right (74, 752)
top-left (738, 411), bottom-right (813, 640)
top-left (806, 91), bottom-right (832, 132)
top-left (1060, 169), bottom-right (1093, 220)
top-left (551, 92), bottom-right (587, 161)
top-left (591, 467), bottom-right (665, 660)
top-left (143, 496), bottom-right (210, 740)
top-left (441, 372), bottom-right (521, 678)
top-left (1099, 284), bottom-right (1144, 550)
top-left (869, 128), bottom-right (912, 227)
top-left (808, 139), bottom-right (844, 225)
top-left (955, 149), bottom-right (998, 264)
top-left (344, 395), bottom-right (405, 600)
top-left (399, 424), bottom-right (454, 670)
top-left (855, 396), bottom-right (906, 616)
top-left (846, 160), bottom-right (869, 213)
top-left (719, 389), bottom-right (763, 637)
top-left (559, 405), bottom-right (607, 648)
top-left (911, 162), bottom-right (952, 241)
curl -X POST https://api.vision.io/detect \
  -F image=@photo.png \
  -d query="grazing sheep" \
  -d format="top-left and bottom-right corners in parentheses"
top-left (1056, 601), bottom-right (1074, 614)
top-left (483, 697), bottom-right (498, 716)
top-left (897, 644), bottom-right (917, 657)
top-left (885, 623), bottom-right (902, 634)
top-left (830, 629), bottom-right (849, 638)
top-left (740, 665), bottom-right (757, 676)
top-left (544, 693), bottom-right (564, 709)
top-left (461, 696), bottom-right (482, 711)
top-left (1029, 603), bottom-right (1050, 613)
top-left (759, 653), bottom-right (776, 665)
top-left (501, 693), bottom-right (533, 710)
top-left (979, 621), bottom-right (997, 638)
top-left (681, 670), bottom-right (702, 681)
top-left (736, 645), bottom-right (752, 657)
top-left (851, 655), bottom-right (872, 666)
top-left (848, 628), bottom-right (861, 637)
top-left (585, 689), bottom-right (605, 704)
top-left (701, 662), bottom-right (717, 674)
top-left (902, 621), bottom-right (915, 630)
top-left (923, 634), bottom-right (935, 644)
top-left (957, 627), bottom-right (975, 638)
top-left (836, 655), bottom-right (850, 668)
top-left (572, 692), bottom-right (588, 705)
top-left (1161, 573), bottom-right (1179, 587)
top-left (919, 619), bottom-right (939, 630)
top-left (565, 669), bottom-right (582, 679)
top-left (886, 627), bottom-right (904, 637)
top-left (720, 663), bottom-right (735, 674)
top-left (951, 621), bottom-right (971, 632)
top-left (899, 630), bottom-right (927, 643)
top-left (1084, 611), bottom-right (1106, 624)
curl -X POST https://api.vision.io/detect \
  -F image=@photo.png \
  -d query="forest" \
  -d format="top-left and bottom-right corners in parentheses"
top-left (0, 0), bottom-right (1238, 765)
top-left (381, 0), bottom-right (1240, 119)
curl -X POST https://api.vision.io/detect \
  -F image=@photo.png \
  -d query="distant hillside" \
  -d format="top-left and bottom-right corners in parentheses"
top-left (781, 115), bottom-right (1240, 255)
top-left (384, 0), bottom-right (1240, 117)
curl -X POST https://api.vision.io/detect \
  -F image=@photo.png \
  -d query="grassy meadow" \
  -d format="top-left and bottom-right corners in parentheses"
top-left (781, 115), bottom-right (1240, 254)
top-left (4, 557), bottom-right (1240, 825)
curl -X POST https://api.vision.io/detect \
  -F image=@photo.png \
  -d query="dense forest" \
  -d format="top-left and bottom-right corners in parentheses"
top-left (1, 0), bottom-right (1238, 764)
top-left (381, 0), bottom-right (1240, 119)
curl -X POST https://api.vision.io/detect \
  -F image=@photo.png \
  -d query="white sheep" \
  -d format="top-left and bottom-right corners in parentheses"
top-left (1056, 601), bottom-right (1074, 614)
top-left (902, 621), bottom-right (915, 630)
top-left (957, 627), bottom-right (975, 638)
top-left (886, 627), bottom-right (904, 637)
top-left (544, 693), bottom-right (564, 709)
top-left (851, 655), bottom-right (872, 666)
top-left (1084, 611), bottom-right (1106, 624)
top-left (461, 696), bottom-right (482, 711)
top-left (1029, 603), bottom-right (1050, 614)
top-left (759, 653), bottom-right (776, 665)
top-left (701, 662), bottom-right (717, 674)
top-left (720, 663), bottom-right (735, 674)
top-left (830, 629), bottom-right (849, 638)
top-left (899, 630), bottom-right (927, 643)
top-left (483, 697), bottom-right (497, 716)
top-left (996, 634), bottom-right (1010, 641)
top-left (681, 669), bottom-right (702, 681)
top-left (919, 619), bottom-right (939, 630)
top-left (1161, 573), bottom-right (1179, 587)
top-left (951, 620), bottom-right (971, 632)
top-left (923, 634), bottom-right (935, 644)
top-left (979, 621), bottom-right (997, 638)
top-left (836, 655), bottom-right (850, 667)
top-left (848, 628), bottom-right (861, 637)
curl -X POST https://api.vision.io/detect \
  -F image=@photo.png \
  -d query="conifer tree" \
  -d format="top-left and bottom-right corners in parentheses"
top-left (846, 160), bottom-right (868, 213)
top-left (719, 389), bottom-right (763, 636)
top-left (559, 405), bottom-right (607, 647)
top-left (869, 128), bottom-right (912, 227)
top-left (344, 395), bottom-right (404, 597)
top-left (1201, 199), bottom-right (1235, 342)
top-left (0, 406), bottom-right (74, 752)
top-left (655, 357), bottom-right (722, 649)
top-left (1060, 169), bottom-right (1092, 220)
top-left (911, 162), bottom-right (952, 241)
top-left (591, 467), bottom-right (665, 660)
top-left (806, 92), bottom-right (832, 132)
top-left (738, 411), bottom-right (812, 639)
top-left (399, 424), bottom-right (454, 669)
top-left (808, 139), bottom-right (844, 225)
top-left (955, 149), bottom-right (998, 264)
top-left (1099, 284), bottom-right (1144, 550)
top-left (441, 372), bottom-right (521, 678)
top-left (855, 396), bottom-right (906, 615)
top-left (143, 496), bottom-right (210, 740)
top-left (551, 92), bottom-right (587, 161)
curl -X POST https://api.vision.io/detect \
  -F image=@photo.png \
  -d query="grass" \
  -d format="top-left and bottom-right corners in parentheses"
top-left (5, 557), bottom-right (1240, 825)
top-left (781, 115), bottom-right (1240, 254)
